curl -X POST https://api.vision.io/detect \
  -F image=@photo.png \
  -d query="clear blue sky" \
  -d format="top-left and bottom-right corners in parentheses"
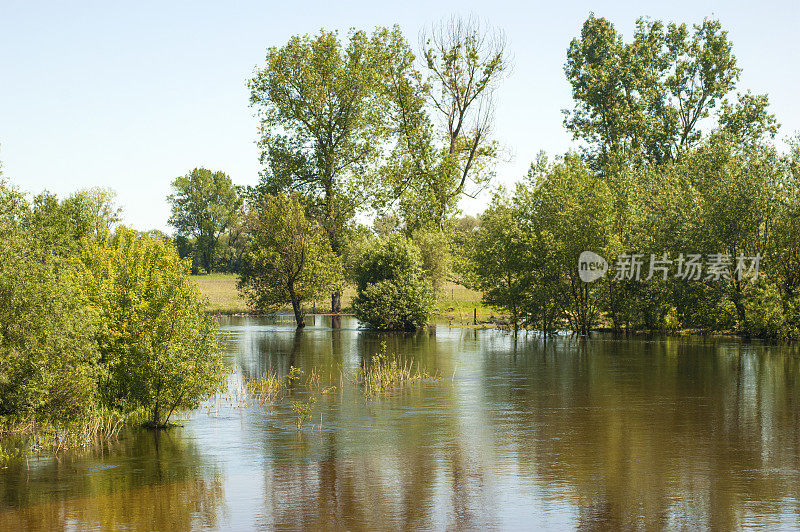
top-left (1, 1), bottom-right (798, 232)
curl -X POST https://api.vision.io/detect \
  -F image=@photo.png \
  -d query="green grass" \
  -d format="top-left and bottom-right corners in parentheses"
top-left (433, 282), bottom-right (498, 323)
top-left (192, 273), bottom-right (496, 320)
top-left (192, 274), bottom-right (247, 313)
top-left (191, 273), bottom-right (357, 314)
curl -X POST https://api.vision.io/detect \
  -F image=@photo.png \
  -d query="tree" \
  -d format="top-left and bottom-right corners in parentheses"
top-left (2, 183), bottom-right (101, 423)
top-left (63, 187), bottom-right (122, 241)
top-left (383, 15), bottom-right (509, 230)
top-left (249, 27), bottom-right (407, 312)
top-left (238, 194), bottom-right (342, 328)
top-left (517, 154), bottom-right (616, 334)
top-left (351, 235), bottom-right (433, 330)
top-left (471, 194), bottom-right (535, 332)
top-left (0, 180), bottom-right (101, 425)
top-left (167, 168), bottom-right (240, 273)
top-left (564, 15), bottom-right (739, 171)
top-left (80, 229), bottom-right (227, 428)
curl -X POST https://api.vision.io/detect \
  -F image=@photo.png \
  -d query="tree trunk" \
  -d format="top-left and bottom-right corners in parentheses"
top-left (331, 289), bottom-right (342, 315)
top-left (291, 295), bottom-right (305, 328)
top-left (152, 394), bottom-right (160, 428)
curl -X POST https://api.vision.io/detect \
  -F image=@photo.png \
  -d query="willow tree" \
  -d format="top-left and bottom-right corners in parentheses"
top-left (248, 27), bottom-right (408, 313)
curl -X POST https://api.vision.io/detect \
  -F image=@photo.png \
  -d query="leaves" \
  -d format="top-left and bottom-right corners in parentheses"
top-left (238, 193), bottom-right (343, 327)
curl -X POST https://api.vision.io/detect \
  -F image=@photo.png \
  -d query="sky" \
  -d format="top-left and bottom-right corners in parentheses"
top-left (1, 0), bottom-right (798, 232)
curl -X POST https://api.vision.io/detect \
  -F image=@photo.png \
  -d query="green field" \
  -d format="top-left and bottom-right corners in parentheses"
top-left (192, 273), bottom-right (496, 321)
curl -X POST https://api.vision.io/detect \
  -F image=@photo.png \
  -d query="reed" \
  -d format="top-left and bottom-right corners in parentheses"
top-left (359, 344), bottom-right (439, 396)
top-left (245, 370), bottom-right (284, 404)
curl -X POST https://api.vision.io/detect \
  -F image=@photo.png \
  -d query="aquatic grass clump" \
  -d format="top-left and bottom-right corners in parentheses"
top-left (245, 370), bottom-right (284, 404)
top-left (358, 344), bottom-right (439, 396)
top-left (243, 365), bottom-right (314, 406)
top-left (0, 408), bottom-right (127, 461)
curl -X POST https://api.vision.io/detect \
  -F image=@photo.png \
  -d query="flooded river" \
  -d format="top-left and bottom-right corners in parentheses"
top-left (2, 316), bottom-right (800, 530)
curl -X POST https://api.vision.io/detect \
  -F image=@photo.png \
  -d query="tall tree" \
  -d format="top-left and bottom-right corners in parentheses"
top-left (0, 180), bottom-right (101, 425)
top-left (167, 168), bottom-right (240, 273)
top-left (383, 15), bottom-right (509, 230)
top-left (249, 27), bottom-right (407, 312)
top-left (564, 15), bottom-right (739, 171)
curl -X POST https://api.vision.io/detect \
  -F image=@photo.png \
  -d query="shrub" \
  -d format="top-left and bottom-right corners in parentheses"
top-left (0, 181), bottom-right (101, 426)
top-left (351, 236), bottom-right (433, 330)
top-left (80, 229), bottom-right (227, 427)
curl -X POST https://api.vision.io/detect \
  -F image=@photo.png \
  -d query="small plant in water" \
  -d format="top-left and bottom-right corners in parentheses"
top-left (245, 370), bottom-right (283, 404)
top-left (359, 342), bottom-right (438, 396)
top-left (285, 366), bottom-right (304, 387)
top-left (291, 396), bottom-right (317, 430)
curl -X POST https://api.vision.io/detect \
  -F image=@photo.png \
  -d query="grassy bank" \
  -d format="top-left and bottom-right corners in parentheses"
top-left (192, 273), bottom-right (495, 321)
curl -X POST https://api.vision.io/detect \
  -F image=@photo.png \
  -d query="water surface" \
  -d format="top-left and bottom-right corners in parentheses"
top-left (2, 316), bottom-right (800, 530)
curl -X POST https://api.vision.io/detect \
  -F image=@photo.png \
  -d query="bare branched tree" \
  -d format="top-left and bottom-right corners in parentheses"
top-left (384, 15), bottom-right (509, 230)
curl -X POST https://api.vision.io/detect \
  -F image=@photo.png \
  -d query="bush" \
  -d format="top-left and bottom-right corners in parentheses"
top-left (351, 236), bottom-right (433, 330)
top-left (0, 181), bottom-right (101, 426)
top-left (80, 229), bottom-right (227, 427)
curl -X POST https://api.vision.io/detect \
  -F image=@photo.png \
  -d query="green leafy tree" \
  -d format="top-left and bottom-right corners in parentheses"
top-left (351, 235), bottom-right (433, 330)
top-left (63, 187), bottom-right (122, 241)
top-left (471, 193), bottom-right (536, 331)
top-left (168, 168), bottom-right (240, 273)
top-left (249, 27), bottom-right (408, 312)
top-left (80, 229), bottom-right (227, 428)
top-left (383, 16), bottom-right (509, 230)
top-left (518, 155), bottom-right (616, 334)
top-left (0, 180), bottom-right (101, 425)
top-left (238, 194), bottom-right (342, 328)
top-left (565, 15), bottom-right (739, 170)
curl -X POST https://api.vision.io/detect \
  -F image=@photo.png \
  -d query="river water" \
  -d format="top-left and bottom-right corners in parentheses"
top-left (2, 316), bottom-right (800, 530)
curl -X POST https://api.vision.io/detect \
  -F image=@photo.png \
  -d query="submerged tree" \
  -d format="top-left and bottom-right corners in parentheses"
top-left (81, 229), bottom-right (227, 428)
top-left (471, 193), bottom-right (535, 332)
top-left (249, 27), bottom-right (408, 312)
top-left (0, 180), bottom-right (101, 425)
top-left (518, 155), bottom-right (616, 334)
top-left (239, 193), bottom-right (342, 328)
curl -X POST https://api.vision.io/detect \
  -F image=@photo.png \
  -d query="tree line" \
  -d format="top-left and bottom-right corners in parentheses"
top-left (169, 15), bottom-right (798, 337)
top-left (471, 15), bottom-right (800, 338)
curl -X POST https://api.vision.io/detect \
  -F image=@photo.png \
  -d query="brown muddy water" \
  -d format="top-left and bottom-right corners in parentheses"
top-left (2, 316), bottom-right (800, 530)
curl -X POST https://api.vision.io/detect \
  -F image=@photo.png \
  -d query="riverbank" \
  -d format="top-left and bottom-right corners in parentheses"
top-left (192, 273), bottom-right (497, 321)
